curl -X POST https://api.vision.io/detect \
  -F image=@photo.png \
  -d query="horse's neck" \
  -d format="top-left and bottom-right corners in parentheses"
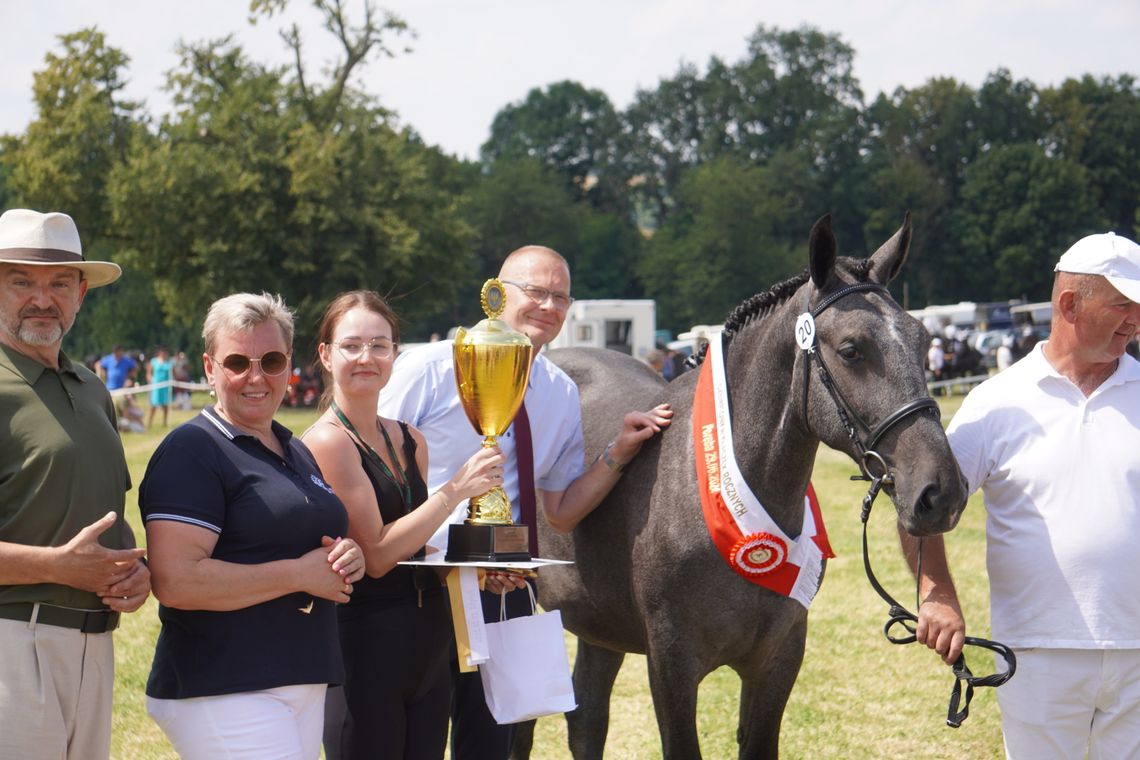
top-left (721, 304), bottom-right (818, 532)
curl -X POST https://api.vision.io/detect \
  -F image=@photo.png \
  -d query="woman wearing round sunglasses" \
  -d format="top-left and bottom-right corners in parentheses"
top-left (139, 292), bottom-right (366, 759)
top-left (301, 291), bottom-right (505, 760)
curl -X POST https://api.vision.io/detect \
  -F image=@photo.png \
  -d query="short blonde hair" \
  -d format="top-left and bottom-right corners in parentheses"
top-left (202, 292), bottom-right (295, 356)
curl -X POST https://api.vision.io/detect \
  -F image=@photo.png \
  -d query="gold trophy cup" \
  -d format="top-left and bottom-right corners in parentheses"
top-left (446, 279), bottom-right (534, 562)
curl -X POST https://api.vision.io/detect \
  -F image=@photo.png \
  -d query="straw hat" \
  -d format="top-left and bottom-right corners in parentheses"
top-left (0, 209), bottom-right (121, 288)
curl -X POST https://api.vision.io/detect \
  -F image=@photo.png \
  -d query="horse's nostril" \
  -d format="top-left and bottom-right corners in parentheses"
top-left (914, 488), bottom-right (935, 516)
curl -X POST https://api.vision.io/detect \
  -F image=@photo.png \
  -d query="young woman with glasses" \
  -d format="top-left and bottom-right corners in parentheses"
top-left (302, 290), bottom-right (505, 760)
top-left (139, 292), bottom-right (366, 759)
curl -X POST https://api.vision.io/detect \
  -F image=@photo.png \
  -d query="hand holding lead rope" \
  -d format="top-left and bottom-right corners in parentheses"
top-left (858, 467), bottom-right (1016, 728)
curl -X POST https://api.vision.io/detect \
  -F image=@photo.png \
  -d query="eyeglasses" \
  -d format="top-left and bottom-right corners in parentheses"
top-left (503, 280), bottom-right (574, 310)
top-left (334, 338), bottom-right (396, 361)
top-left (215, 351), bottom-right (290, 377)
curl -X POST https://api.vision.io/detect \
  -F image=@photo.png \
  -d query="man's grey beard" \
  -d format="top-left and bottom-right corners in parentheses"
top-left (0, 311), bottom-right (73, 347)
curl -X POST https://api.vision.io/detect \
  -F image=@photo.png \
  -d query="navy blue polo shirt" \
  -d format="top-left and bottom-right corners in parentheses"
top-left (140, 406), bottom-right (348, 699)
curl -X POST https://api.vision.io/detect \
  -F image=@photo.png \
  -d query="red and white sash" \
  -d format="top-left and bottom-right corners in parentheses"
top-left (692, 331), bottom-right (835, 608)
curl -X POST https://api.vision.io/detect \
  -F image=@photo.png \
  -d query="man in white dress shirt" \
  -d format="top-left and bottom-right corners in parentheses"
top-left (380, 244), bottom-right (671, 759)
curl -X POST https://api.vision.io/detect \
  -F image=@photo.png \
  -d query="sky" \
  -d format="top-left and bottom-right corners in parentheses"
top-left (3, 0), bottom-right (1139, 160)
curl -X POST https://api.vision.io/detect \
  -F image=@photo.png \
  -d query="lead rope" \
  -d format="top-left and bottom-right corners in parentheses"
top-left (858, 470), bottom-right (1017, 727)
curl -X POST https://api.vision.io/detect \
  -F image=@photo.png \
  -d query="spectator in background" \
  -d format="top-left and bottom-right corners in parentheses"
top-left (644, 347), bottom-right (666, 375)
top-left (118, 394), bottom-right (146, 433)
top-left (996, 334), bottom-right (1016, 372)
top-left (147, 346), bottom-right (173, 429)
top-left (171, 350), bottom-right (192, 410)
top-left (664, 346), bottom-right (687, 380)
top-left (927, 336), bottom-right (945, 387)
top-left (96, 344), bottom-right (137, 390)
top-left (1017, 325), bottom-right (1040, 358)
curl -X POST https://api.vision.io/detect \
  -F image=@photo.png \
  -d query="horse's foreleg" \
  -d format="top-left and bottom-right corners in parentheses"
top-left (509, 720), bottom-right (535, 760)
top-left (646, 637), bottom-right (706, 759)
top-left (566, 639), bottom-right (625, 760)
top-left (733, 624), bottom-right (806, 760)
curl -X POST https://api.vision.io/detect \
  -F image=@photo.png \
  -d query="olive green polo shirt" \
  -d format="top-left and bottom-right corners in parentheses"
top-left (0, 342), bottom-right (130, 609)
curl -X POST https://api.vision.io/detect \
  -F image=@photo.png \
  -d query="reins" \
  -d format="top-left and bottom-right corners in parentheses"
top-left (801, 281), bottom-right (1016, 727)
top-left (856, 467), bottom-right (1016, 727)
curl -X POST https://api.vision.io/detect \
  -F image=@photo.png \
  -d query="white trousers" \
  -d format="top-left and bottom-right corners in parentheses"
top-left (998, 648), bottom-right (1140, 760)
top-left (148, 683), bottom-right (327, 760)
top-left (0, 617), bottom-right (114, 760)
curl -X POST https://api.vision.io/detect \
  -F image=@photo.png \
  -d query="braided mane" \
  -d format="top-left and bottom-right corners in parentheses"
top-left (691, 257), bottom-right (874, 366)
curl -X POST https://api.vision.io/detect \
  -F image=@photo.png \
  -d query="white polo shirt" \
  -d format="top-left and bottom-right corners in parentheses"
top-left (947, 343), bottom-right (1140, 648)
top-left (379, 340), bottom-right (585, 554)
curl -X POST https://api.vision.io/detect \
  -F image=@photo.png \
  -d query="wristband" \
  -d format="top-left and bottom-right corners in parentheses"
top-left (600, 442), bottom-right (625, 474)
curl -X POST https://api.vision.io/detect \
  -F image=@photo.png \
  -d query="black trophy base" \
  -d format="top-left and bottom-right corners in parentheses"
top-left (446, 523), bottom-right (531, 562)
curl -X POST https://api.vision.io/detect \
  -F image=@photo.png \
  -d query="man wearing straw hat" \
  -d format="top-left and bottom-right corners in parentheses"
top-left (0, 209), bottom-right (151, 760)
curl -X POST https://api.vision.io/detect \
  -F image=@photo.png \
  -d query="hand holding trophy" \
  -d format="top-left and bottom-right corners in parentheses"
top-left (446, 279), bottom-right (534, 561)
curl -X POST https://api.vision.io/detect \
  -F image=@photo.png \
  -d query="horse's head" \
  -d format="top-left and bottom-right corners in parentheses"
top-left (798, 214), bottom-right (967, 535)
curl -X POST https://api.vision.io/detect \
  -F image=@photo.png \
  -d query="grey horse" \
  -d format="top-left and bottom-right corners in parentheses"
top-left (531, 214), bottom-right (969, 759)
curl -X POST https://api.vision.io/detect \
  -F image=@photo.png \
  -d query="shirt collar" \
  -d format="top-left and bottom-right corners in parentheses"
top-left (1032, 339), bottom-right (1140, 393)
top-left (0, 341), bottom-right (85, 384)
top-left (201, 405), bottom-right (294, 445)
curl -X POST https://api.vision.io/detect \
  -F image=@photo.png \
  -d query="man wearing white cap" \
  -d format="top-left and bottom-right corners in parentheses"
top-left (901, 231), bottom-right (1140, 758)
top-left (0, 209), bottom-right (151, 759)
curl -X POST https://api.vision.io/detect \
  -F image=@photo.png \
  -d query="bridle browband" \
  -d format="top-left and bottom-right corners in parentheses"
top-left (801, 282), bottom-right (940, 472)
top-left (802, 281), bottom-right (1016, 728)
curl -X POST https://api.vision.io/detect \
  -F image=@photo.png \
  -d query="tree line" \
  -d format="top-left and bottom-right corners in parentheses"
top-left (2, 0), bottom-right (1136, 365)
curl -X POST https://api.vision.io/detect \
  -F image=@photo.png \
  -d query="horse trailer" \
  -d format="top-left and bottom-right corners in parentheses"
top-left (545, 299), bottom-right (657, 361)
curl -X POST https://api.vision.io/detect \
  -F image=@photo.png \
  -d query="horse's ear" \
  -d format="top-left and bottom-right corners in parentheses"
top-left (867, 212), bottom-right (913, 285)
top-left (808, 214), bottom-right (837, 290)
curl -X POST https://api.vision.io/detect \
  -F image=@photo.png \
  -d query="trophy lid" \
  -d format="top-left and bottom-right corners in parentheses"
top-left (456, 279), bottom-right (533, 349)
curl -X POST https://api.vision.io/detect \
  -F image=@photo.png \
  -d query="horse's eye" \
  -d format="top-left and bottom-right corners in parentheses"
top-left (837, 343), bottom-right (862, 362)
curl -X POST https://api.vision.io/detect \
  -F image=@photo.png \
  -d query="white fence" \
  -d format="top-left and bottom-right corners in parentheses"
top-left (107, 380), bottom-right (210, 398)
top-left (928, 373), bottom-right (988, 396)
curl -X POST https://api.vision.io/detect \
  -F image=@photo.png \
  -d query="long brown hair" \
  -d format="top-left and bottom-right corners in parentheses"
top-left (314, 290), bottom-right (400, 411)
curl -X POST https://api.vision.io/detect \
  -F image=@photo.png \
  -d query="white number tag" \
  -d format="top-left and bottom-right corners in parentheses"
top-left (795, 313), bottom-right (816, 350)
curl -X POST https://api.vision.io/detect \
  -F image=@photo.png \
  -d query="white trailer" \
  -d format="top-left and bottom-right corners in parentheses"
top-left (908, 301), bottom-right (978, 337)
top-left (1010, 301), bottom-right (1052, 327)
top-left (546, 299), bottom-right (656, 360)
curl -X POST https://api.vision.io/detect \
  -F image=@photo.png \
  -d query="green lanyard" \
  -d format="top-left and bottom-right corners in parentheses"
top-left (330, 401), bottom-right (413, 510)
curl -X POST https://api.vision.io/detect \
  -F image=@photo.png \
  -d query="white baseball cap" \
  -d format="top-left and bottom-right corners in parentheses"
top-left (1054, 232), bottom-right (1140, 304)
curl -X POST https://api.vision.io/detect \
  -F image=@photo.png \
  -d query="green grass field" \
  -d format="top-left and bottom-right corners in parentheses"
top-left (110, 395), bottom-right (1002, 759)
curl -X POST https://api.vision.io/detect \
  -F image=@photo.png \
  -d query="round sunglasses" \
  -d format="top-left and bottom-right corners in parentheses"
top-left (214, 350), bottom-right (290, 377)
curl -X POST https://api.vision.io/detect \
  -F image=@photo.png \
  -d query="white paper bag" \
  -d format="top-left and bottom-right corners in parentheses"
top-left (479, 588), bottom-right (577, 724)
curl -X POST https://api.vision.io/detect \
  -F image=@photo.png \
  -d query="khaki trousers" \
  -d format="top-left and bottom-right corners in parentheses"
top-left (0, 616), bottom-right (115, 760)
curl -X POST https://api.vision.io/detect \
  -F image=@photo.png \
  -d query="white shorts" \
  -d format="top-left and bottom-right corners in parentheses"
top-left (998, 648), bottom-right (1140, 760)
top-left (147, 683), bottom-right (327, 760)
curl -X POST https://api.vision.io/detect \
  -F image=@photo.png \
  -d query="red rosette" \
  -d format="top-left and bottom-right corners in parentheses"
top-left (730, 532), bottom-right (788, 577)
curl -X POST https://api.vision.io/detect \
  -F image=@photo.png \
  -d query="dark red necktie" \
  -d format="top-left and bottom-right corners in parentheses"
top-left (514, 401), bottom-right (538, 557)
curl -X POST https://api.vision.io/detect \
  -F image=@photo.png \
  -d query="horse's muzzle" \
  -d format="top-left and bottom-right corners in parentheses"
top-left (904, 483), bottom-right (966, 536)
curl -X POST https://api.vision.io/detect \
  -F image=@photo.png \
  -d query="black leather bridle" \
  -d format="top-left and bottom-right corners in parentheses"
top-left (800, 282), bottom-right (941, 477)
top-left (802, 281), bottom-right (1016, 727)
